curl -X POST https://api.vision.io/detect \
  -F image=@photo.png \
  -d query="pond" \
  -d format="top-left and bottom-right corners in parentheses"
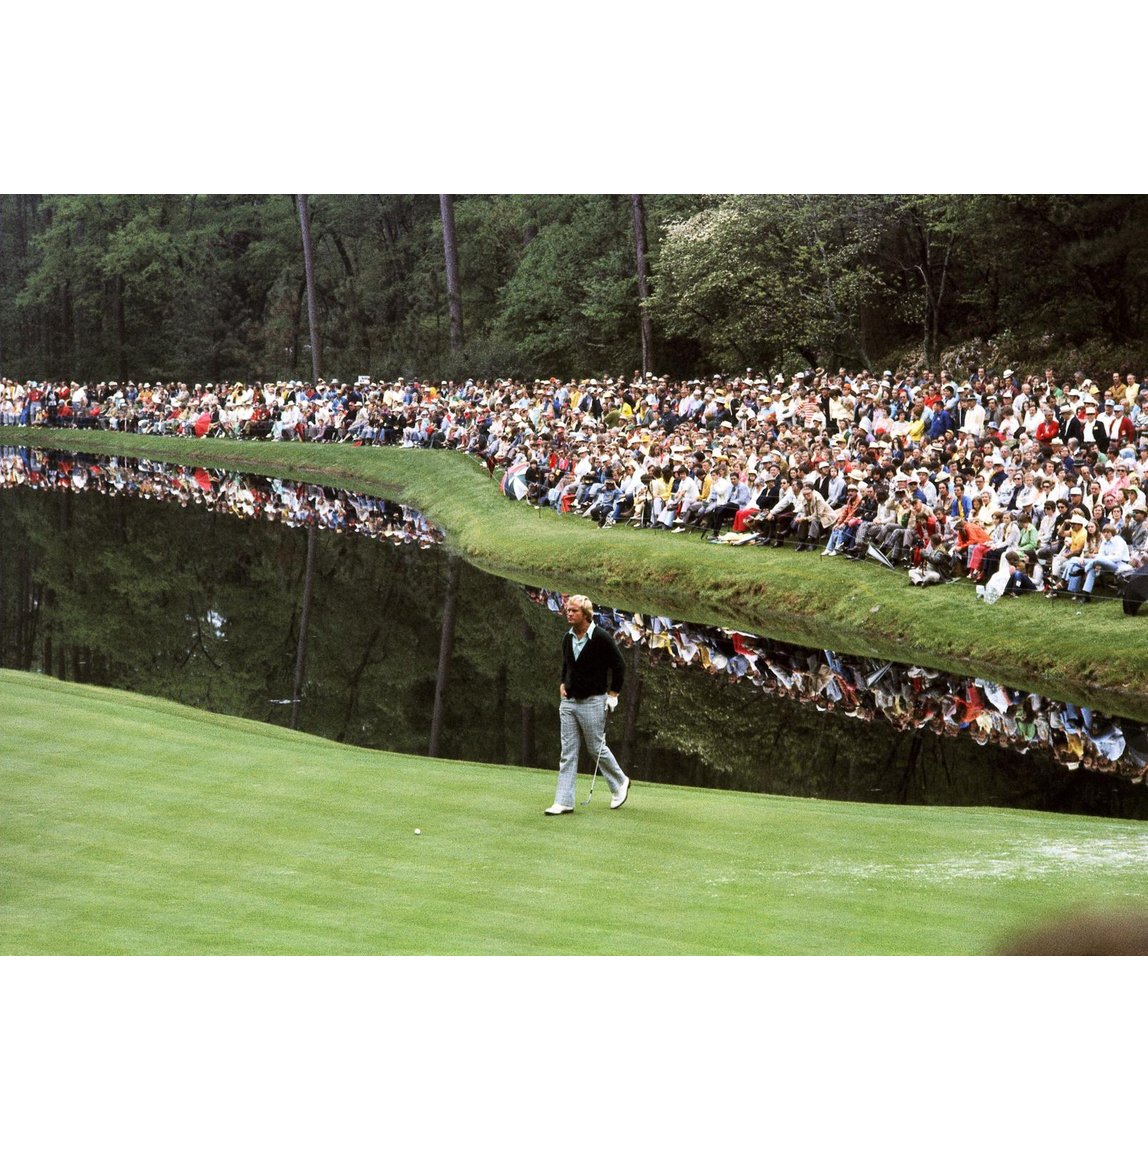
top-left (2, 445), bottom-right (1146, 820)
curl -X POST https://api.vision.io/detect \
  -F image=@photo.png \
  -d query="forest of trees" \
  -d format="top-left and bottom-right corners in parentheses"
top-left (2, 194), bottom-right (1147, 386)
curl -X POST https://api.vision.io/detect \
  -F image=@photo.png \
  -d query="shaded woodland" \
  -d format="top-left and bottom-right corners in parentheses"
top-left (3, 194), bottom-right (1148, 386)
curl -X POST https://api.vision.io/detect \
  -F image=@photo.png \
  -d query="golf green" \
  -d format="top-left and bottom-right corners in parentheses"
top-left (3, 669), bottom-right (1146, 954)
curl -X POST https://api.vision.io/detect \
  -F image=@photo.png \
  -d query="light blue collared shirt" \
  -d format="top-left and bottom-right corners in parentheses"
top-left (569, 622), bottom-right (595, 660)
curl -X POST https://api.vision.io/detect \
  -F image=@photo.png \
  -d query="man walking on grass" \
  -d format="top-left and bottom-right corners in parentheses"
top-left (546, 594), bottom-right (631, 815)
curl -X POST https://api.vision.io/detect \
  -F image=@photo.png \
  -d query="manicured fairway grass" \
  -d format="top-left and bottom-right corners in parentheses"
top-left (3, 668), bottom-right (1147, 955)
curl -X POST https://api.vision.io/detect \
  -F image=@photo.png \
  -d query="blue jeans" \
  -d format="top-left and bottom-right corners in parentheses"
top-left (1063, 558), bottom-right (1087, 593)
top-left (1080, 557), bottom-right (1123, 594)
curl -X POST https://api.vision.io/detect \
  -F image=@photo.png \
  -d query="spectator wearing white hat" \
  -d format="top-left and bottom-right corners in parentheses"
top-left (1049, 512), bottom-right (1092, 587)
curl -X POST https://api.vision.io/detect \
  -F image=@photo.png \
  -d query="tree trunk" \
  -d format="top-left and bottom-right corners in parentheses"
top-left (428, 552), bottom-right (460, 757)
top-left (116, 273), bottom-right (127, 379)
top-left (336, 624), bottom-right (382, 743)
top-left (290, 520), bottom-right (318, 730)
top-left (631, 194), bottom-right (653, 377)
top-left (61, 279), bottom-right (72, 379)
top-left (621, 642), bottom-right (642, 770)
top-left (519, 616), bottom-right (536, 766)
top-left (440, 194), bottom-right (464, 353)
top-left (520, 701), bottom-right (536, 768)
top-left (290, 278), bottom-right (306, 376)
top-left (296, 194), bottom-right (322, 387)
top-left (494, 661), bottom-right (508, 765)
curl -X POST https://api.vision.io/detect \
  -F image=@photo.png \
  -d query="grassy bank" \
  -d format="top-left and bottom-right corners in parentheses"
top-left (2, 426), bottom-right (1146, 718)
top-left (3, 668), bottom-right (1146, 955)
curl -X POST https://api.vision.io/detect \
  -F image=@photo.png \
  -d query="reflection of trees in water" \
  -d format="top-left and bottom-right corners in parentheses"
top-left (4, 479), bottom-right (1148, 819)
top-left (428, 553), bottom-right (459, 758)
top-left (532, 591), bottom-right (1148, 818)
top-left (290, 520), bottom-right (317, 730)
top-left (527, 588), bottom-right (1148, 811)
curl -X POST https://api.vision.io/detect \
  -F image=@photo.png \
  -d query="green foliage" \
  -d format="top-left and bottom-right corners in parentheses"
top-left (493, 195), bottom-right (640, 376)
top-left (647, 195), bottom-right (891, 372)
top-left (5, 194), bottom-right (1148, 385)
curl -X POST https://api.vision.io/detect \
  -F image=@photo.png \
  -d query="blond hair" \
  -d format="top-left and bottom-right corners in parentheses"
top-left (566, 594), bottom-right (594, 624)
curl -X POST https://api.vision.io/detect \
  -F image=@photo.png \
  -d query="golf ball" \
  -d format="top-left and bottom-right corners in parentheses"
top-left (414, 828), bottom-right (422, 835)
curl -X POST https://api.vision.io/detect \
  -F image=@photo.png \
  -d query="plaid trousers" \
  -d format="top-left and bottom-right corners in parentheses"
top-left (555, 695), bottom-right (626, 807)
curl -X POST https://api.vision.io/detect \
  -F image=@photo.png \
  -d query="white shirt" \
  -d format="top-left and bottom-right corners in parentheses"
top-left (963, 404), bottom-right (986, 438)
top-left (1092, 535), bottom-right (1129, 564)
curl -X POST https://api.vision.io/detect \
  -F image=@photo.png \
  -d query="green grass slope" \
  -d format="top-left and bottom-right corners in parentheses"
top-left (3, 427), bottom-right (1146, 718)
top-left (3, 669), bottom-right (1146, 955)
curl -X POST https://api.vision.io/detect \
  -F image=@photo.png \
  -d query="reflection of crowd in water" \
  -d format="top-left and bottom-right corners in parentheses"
top-left (0, 448), bottom-right (445, 548)
top-left (529, 589), bottom-right (1147, 782)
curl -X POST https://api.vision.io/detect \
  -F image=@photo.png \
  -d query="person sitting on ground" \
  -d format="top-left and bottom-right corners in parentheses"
top-left (791, 479), bottom-right (837, 552)
top-left (550, 472), bottom-right (580, 514)
top-left (673, 463), bottom-right (708, 527)
top-left (955, 517), bottom-right (992, 577)
top-left (822, 482), bottom-right (863, 555)
top-left (690, 463), bottom-right (731, 532)
top-left (757, 478), bottom-right (803, 546)
top-left (730, 470), bottom-right (771, 534)
top-left (842, 481), bottom-right (882, 559)
top-left (708, 470), bottom-right (753, 537)
top-left (607, 465), bottom-right (642, 525)
top-left (889, 498), bottom-right (937, 566)
top-left (1000, 549), bottom-right (1040, 595)
top-left (968, 509), bottom-right (1008, 581)
top-left (863, 484), bottom-right (907, 558)
top-left (731, 463), bottom-right (784, 535)
top-left (1057, 518), bottom-right (1101, 596)
top-left (908, 532), bottom-right (953, 586)
top-left (980, 510), bottom-right (1023, 583)
top-left (647, 464), bottom-right (674, 527)
top-left (659, 464), bottom-right (699, 528)
top-left (589, 475), bottom-right (622, 527)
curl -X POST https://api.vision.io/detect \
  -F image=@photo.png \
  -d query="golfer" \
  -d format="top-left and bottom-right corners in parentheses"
top-left (545, 594), bottom-right (631, 815)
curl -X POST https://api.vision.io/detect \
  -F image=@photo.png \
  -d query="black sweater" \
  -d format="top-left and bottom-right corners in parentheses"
top-left (562, 625), bottom-right (626, 699)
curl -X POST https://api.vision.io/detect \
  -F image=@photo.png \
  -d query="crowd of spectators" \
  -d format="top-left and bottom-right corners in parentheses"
top-left (5, 362), bottom-right (1148, 599)
top-left (528, 589), bottom-right (1148, 781)
top-left (0, 447), bottom-right (444, 547)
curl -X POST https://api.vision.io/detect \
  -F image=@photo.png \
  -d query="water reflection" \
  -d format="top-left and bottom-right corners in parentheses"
top-left (0, 445), bottom-right (444, 547)
top-left (3, 446), bottom-right (1146, 819)
top-left (529, 590), bottom-right (1148, 784)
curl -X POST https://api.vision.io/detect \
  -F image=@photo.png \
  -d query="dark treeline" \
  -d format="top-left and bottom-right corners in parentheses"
top-left (3, 194), bottom-right (1148, 385)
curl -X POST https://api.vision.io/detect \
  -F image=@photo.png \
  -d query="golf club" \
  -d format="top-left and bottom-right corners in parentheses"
top-left (580, 702), bottom-right (610, 806)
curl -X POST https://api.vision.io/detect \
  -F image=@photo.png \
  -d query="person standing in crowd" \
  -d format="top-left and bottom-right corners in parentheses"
top-left (546, 594), bottom-right (630, 815)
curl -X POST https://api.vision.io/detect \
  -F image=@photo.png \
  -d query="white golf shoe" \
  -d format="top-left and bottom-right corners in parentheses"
top-left (544, 804), bottom-right (574, 816)
top-left (610, 777), bottom-right (631, 810)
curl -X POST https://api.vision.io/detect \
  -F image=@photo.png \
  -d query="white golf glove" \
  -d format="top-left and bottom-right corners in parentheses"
top-left (605, 695), bottom-right (618, 713)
